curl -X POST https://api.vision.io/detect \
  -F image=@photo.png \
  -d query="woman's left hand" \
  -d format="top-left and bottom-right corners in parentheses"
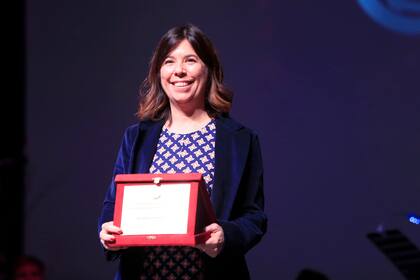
top-left (196, 223), bottom-right (224, 258)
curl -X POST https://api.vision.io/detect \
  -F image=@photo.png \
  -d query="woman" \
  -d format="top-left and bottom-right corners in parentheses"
top-left (99, 24), bottom-right (267, 280)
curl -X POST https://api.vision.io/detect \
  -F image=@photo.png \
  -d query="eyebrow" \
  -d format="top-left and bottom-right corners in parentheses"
top-left (165, 54), bottom-right (199, 59)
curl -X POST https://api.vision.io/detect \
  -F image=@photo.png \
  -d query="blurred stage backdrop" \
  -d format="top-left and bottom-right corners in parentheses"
top-left (25, 1), bottom-right (419, 279)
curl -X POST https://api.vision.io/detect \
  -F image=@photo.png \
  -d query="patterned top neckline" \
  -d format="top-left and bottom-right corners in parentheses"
top-left (163, 118), bottom-right (215, 136)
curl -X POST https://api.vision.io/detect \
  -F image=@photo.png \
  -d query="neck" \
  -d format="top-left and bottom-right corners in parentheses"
top-left (166, 103), bottom-right (211, 134)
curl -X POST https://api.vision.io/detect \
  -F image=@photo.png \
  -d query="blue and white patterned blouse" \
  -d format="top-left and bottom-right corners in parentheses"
top-left (149, 119), bottom-right (216, 195)
top-left (139, 119), bottom-right (216, 279)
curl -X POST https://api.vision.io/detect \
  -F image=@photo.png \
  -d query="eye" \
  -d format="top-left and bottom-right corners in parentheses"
top-left (186, 57), bottom-right (197, 63)
top-left (163, 58), bottom-right (174, 65)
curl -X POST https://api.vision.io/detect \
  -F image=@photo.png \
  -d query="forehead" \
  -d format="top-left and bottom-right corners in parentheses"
top-left (166, 39), bottom-right (198, 57)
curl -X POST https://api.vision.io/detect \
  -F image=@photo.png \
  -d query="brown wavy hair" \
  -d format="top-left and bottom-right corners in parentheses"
top-left (136, 24), bottom-right (233, 121)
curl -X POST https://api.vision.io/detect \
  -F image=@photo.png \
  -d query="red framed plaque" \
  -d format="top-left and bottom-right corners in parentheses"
top-left (110, 173), bottom-right (216, 247)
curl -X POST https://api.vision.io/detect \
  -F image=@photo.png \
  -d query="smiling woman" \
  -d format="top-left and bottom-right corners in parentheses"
top-left (159, 40), bottom-right (209, 119)
top-left (98, 24), bottom-right (267, 280)
top-left (137, 24), bottom-right (232, 125)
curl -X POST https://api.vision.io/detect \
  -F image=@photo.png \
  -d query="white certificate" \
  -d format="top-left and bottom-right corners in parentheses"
top-left (120, 183), bottom-right (190, 235)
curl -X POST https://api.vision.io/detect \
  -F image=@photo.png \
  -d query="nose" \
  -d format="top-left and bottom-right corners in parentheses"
top-left (174, 62), bottom-right (186, 76)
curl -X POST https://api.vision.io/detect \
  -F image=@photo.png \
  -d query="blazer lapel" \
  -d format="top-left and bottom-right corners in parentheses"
top-left (212, 117), bottom-right (250, 219)
top-left (130, 120), bottom-right (164, 174)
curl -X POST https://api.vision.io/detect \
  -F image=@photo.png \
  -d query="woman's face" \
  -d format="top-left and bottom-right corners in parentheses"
top-left (160, 39), bottom-right (208, 109)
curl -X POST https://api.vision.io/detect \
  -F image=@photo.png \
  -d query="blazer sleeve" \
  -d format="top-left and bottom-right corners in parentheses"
top-left (97, 124), bottom-right (138, 261)
top-left (218, 133), bottom-right (267, 257)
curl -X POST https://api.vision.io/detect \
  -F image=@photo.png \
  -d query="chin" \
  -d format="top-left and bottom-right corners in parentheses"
top-left (171, 94), bottom-right (203, 106)
top-left (173, 97), bottom-right (195, 105)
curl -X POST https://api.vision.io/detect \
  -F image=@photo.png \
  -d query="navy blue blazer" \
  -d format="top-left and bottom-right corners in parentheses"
top-left (99, 116), bottom-right (267, 279)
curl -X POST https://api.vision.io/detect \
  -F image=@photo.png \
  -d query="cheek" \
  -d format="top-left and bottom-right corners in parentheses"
top-left (193, 65), bottom-right (208, 80)
top-left (160, 65), bottom-right (173, 80)
top-left (200, 68), bottom-right (209, 85)
top-left (159, 70), bottom-right (167, 82)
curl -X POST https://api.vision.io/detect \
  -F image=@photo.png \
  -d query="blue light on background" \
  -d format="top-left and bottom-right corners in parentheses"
top-left (357, 0), bottom-right (420, 35)
top-left (407, 214), bottom-right (420, 225)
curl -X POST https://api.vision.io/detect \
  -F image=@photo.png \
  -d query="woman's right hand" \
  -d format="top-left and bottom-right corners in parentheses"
top-left (99, 221), bottom-right (127, 251)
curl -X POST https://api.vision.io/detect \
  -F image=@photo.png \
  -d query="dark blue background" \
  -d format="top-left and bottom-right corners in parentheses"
top-left (26, 1), bottom-right (419, 279)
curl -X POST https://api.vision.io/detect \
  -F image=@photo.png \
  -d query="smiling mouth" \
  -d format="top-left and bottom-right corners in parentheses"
top-left (170, 80), bottom-right (194, 87)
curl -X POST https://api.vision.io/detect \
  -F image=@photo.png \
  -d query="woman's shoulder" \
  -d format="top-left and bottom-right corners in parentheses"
top-left (216, 115), bottom-right (259, 137)
top-left (122, 119), bottom-right (163, 139)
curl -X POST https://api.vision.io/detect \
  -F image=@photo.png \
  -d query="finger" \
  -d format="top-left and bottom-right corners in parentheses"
top-left (205, 246), bottom-right (219, 258)
top-left (101, 239), bottom-right (113, 250)
top-left (102, 224), bottom-right (123, 234)
top-left (101, 235), bottom-right (128, 250)
top-left (198, 242), bottom-right (221, 258)
top-left (204, 242), bottom-right (220, 250)
top-left (205, 232), bottom-right (223, 245)
top-left (103, 241), bottom-right (126, 251)
top-left (205, 223), bottom-right (220, 232)
top-left (205, 237), bottom-right (217, 246)
top-left (100, 232), bottom-right (116, 242)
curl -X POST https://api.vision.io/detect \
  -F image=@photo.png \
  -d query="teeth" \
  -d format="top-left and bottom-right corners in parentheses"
top-left (172, 81), bottom-right (192, 87)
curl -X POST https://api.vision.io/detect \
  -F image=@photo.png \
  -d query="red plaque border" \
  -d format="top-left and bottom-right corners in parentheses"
top-left (111, 173), bottom-right (216, 247)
